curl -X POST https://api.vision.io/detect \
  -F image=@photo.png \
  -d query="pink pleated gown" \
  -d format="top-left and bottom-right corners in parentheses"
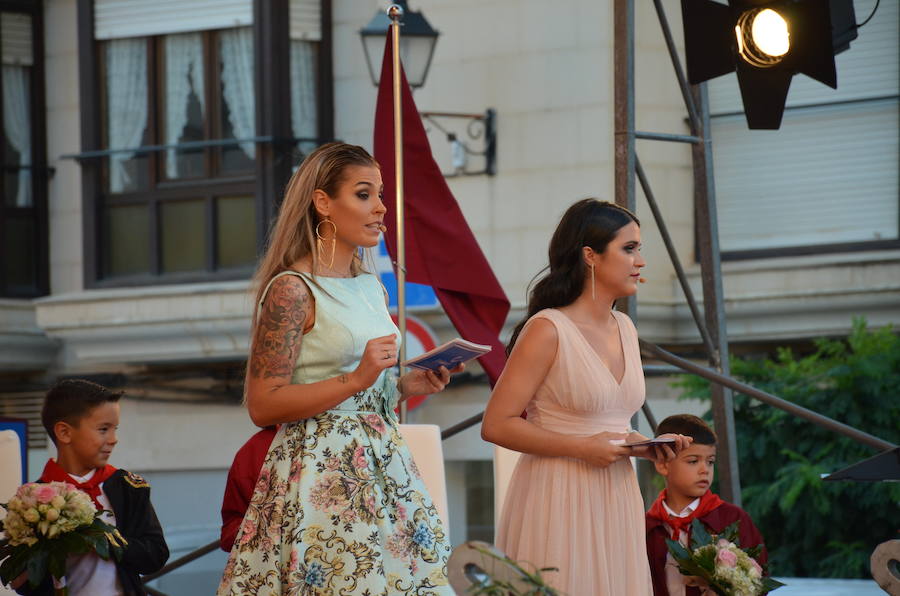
top-left (496, 308), bottom-right (653, 596)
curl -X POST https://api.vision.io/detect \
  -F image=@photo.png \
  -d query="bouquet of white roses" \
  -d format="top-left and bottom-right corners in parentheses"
top-left (666, 519), bottom-right (784, 596)
top-left (0, 481), bottom-right (127, 594)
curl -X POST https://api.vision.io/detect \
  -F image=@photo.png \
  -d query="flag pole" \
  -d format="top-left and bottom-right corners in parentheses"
top-left (388, 4), bottom-right (408, 423)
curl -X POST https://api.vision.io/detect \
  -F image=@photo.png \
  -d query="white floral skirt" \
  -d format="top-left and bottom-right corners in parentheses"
top-left (217, 391), bottom-right (452, 596)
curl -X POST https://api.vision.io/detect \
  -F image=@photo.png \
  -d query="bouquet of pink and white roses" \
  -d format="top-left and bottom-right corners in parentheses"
top-left (666, 519), bottom-right (784, 596)
top-left (0, 481), bottom-right (126, 593)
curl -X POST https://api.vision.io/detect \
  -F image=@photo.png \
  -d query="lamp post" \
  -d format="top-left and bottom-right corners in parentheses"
top-left (361, 3), bottom-right (438, 423)
top-left (360, 0), bottom-right (439, 89)
top-left (361, 3), bottom-right (495, 178)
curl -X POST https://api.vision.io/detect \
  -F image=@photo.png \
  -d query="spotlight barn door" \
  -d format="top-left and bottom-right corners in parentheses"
top-left (681, 0), bottom-right (733, 84)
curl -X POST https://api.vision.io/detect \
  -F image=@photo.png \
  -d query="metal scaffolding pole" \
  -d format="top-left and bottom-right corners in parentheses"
top-left (613, 0), bottom-right (742, 503)
top-left (691, 83), bottom-right (742, 505)
top-left (614, 0), bottom-right (641, 433)
top-left (614, 0), bottom-right (637, 322)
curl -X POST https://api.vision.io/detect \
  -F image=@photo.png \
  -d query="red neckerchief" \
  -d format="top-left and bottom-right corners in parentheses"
top-left (39, 459), bottom-right (117, 510)
top-left (647, 489), bottom-right (724, 541)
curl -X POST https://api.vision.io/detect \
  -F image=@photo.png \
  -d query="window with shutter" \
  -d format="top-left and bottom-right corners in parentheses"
top-left (0, 8), bottom-right (48, 298)
top-left (78, 0), bottom-right (330, 285)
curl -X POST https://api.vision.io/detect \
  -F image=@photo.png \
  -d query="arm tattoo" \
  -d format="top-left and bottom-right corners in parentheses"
top-left (249, 276), bottom-right (311, 379)
top-left (338, 374), bottom-right (349, 384)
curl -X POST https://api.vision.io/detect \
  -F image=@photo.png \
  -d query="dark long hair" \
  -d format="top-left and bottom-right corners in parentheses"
top-left (507, 199), bottom-right (640, 354)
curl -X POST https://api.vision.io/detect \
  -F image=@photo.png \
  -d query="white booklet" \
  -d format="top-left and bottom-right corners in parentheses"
top-left (401, 338), bottom-right (492, 372)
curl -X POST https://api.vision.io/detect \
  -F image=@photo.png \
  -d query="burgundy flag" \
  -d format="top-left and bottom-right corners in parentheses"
top-left (373, 32), bottom-right (509, 385)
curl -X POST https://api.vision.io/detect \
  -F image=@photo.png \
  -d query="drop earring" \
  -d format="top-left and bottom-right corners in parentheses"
top-left (316, 219), bottom-right (337, 270)
top-left (591, 262), bottom-right (596, 301)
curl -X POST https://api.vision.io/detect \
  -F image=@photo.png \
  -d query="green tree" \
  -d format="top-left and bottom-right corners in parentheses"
top-left (674, 318), bottom-right (900, 578)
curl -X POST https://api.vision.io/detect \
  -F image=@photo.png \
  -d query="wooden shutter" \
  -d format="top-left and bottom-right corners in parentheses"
top-left (290, 0), bottom-right (321, 41)
top-left (94, 0), bottom-right (252, 40)
top-left (1, 12), bottom-right (32, 66)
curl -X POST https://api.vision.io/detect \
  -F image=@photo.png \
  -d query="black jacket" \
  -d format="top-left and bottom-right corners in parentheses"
top-left (17, 469), bottom-right (169, 596)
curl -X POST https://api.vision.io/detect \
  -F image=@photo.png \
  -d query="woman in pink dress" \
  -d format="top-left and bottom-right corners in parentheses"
top-left (482, 199), bottom-right (691, 595)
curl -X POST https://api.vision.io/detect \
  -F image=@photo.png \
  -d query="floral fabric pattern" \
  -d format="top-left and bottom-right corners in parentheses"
top-left (217, 385), bottom-right (452, 595)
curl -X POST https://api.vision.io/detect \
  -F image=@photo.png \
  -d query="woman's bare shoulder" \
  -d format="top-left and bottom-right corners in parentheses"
top-left (263, 272), bottom-right (312, 304)
top-left (513, 314), bottom-right (559, 356)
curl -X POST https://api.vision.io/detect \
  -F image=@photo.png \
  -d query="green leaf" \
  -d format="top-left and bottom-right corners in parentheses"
top-left (719, 521), bottom-right (741, 545)
top-left (81, 531), bottom-right (102, 551)
top-left (689, 519), bottom-right (712, 550)
top-left (0, 544), bottom-right (30, 584)
top-left (47, 551), bottom-right (67, 582)
top-left (93, 534), bottom-right (110, 559)
top-left (762, 576), bottom-right (787, 589)
top-left (665, 538), bottom-right (692, 562)
top-left (745, 545), bottom-right (762, 559)
top-left (694, 546), bottom-right (716, 574)
top-left (26, 550), bottom-right (48, 588)
top-left (59, 532), bottom-right (92, 556)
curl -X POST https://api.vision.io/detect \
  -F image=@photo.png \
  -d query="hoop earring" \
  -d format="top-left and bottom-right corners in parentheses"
top-left (315, 219), bottom-right (337, 269)
top-left (590, 262), bottom-right (596, 301)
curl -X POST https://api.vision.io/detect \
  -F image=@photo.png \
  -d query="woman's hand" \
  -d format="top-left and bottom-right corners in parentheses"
top-left (351, 335), bottom-right (398, 391)
top-left (578, 432), bottom-right (630, 468)
top-left (399, 363), bottom-right (465, 398)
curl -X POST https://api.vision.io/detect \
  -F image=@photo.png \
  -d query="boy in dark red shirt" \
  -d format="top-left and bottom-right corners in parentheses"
top-left (218, 425), bottom-right (277, 552)
top-left (645, 414), bottom-right (768, 596)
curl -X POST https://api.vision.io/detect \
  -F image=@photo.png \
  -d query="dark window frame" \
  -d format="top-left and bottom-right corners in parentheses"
top-left (720, 239), bottom-right (900, 262)
top-left (0, 0), bottom-right (49, 298)
top-left (76, 0), bottom-right (333, 288)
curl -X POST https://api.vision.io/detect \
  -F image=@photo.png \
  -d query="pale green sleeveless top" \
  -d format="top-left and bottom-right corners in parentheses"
top-left (258, 270), bottom-right (401, 414)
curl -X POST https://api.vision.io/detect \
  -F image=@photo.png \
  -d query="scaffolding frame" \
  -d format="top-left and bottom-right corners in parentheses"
top-left (610, 0), bottom-right (900, 504)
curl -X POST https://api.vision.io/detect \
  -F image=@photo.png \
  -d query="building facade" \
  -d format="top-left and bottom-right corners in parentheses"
top-left (0, 0), bottom-right (896, 592)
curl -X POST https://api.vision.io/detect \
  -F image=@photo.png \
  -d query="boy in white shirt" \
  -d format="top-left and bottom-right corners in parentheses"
top-left (645, 414), bottom-right (767, 596)
top-left (13, 379), bottom-right (168, 595)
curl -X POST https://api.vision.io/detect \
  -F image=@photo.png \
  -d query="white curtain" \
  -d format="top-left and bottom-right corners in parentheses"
top-left (106, 38), bottom-right (148, 193)
top-left (164, 32), bottom-right (205, 178)
top-left (219, 27), bottom-right (255, 159)
top-left (2, 65), bottom-right (31, 207)
top-left (290, 41), bottom-right (317, 146)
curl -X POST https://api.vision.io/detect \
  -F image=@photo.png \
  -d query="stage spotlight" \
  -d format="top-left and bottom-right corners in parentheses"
top-left (681, 0), bottom-right (858, 129)
top-left (735, 8), bottom-right (790, 66)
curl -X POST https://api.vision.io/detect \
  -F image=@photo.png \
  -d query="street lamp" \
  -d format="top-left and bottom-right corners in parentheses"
top-left (681, 0), bottom-right (859, 129)
top-left (359, 3), bottom-right (496, 177)
top-left (360, 0), bottom-right (439, 89)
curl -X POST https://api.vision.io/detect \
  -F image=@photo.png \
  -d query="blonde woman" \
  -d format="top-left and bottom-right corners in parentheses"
top-left (218, 143), bottom-right (460, 595)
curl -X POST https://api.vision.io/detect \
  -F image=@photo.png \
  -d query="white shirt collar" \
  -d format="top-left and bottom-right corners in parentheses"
top-left (663, 496), bottom-right (700, 518)
top-left (68, 468), bottom-right (97, 484)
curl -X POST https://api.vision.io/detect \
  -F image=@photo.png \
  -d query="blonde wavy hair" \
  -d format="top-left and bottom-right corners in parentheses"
top-left (251, 142), bottom-right (380, 326)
